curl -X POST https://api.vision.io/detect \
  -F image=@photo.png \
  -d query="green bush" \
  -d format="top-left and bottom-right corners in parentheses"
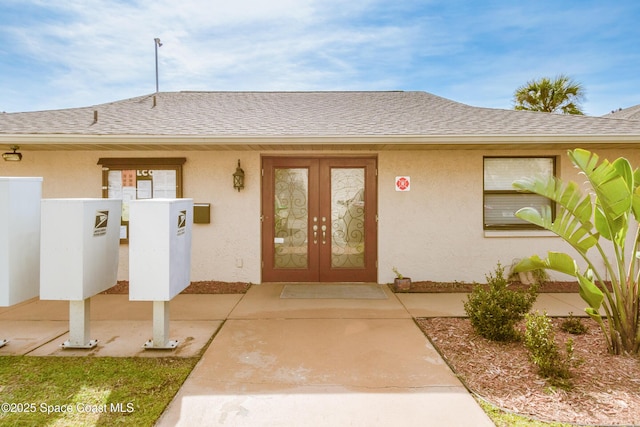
top-left (463, 263), bottom-right (538, 342)
top-left (524, 311), bottom-right (574, 388)
top-left (560, 312), bottom-right (588, 335)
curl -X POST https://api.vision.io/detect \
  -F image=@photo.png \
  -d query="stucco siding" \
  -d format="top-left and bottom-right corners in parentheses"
top-left (0, 150), bottom-right (263, 283)
top-left (2, 146), bottom-right (639, 285)
top-left (377, 147), bottom-right (640, 284)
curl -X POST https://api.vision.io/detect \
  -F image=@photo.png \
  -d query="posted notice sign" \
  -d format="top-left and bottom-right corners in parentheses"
top-left (395, 176), bottom-right (411, 191)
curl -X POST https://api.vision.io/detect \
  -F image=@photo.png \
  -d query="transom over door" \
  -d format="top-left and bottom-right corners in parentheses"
top-left (262, 157), bottom-right (377, 282)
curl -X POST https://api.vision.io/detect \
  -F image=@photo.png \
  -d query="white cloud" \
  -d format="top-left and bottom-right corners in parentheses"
top-left (0, 0), bottom-right (639, 115)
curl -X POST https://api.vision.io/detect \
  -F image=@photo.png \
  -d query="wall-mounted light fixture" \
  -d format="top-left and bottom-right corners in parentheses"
top-left (233, 160), bottom-right (245, 192)
top-left (2, 145), bottom-right (22, 162)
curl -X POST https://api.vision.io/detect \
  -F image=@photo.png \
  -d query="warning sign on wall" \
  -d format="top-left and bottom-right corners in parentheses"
top-left (395, 176), bottom-right (411, 192)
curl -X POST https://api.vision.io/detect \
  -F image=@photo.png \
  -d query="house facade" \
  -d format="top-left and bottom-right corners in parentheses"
top-left (1, 91), bottom-right (639, 284)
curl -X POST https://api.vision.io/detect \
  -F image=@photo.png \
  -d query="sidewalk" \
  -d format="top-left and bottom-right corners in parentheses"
top-left (0, 285), bottom-right (587, 426)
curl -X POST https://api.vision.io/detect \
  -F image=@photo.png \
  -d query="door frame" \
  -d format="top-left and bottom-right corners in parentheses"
top-left (261, 155), bottom-right (378, 283)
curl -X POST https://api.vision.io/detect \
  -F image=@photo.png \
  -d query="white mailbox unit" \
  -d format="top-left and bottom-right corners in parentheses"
top-left (0, 177), bottom-right (43, 347)
top-left (129, 198), bottom-right (193, 349)
top-left (40, 198), bottom-right (122, 348)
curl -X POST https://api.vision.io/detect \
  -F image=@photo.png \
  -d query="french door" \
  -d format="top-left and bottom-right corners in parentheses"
top-left (262, 157), bottom-right (377, 282)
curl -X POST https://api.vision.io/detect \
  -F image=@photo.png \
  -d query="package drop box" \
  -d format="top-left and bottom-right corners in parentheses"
top-left (40, 199), bottom-right (122, 300)
top-left (0, 177), bottom-right (43, 306)
top-left (129, 198), bottom-right (193, 301)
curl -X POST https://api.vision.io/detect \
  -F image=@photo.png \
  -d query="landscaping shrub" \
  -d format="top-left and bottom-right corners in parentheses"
top-left (524, 311), bottom-right (574, 388)
top-left (463, 263), bottom-right (538, 341)
top-left (560, 312), bottom-right (589, 335)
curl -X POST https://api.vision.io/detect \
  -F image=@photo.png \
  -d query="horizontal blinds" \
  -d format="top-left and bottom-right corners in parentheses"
top-left (484, 193), bottom-right (551, 227)
top-left (484, 158), bottom-right (554, 190)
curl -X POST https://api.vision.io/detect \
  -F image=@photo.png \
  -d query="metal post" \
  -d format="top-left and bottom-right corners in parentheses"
top-left (63, 299), bottom-right (98, 349)
top-left (144, 300), bottom-right (178, 350)
top-left (154, 38), bottom-right (162, 93)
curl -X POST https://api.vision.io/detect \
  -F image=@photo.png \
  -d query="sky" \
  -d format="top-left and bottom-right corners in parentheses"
top-left (0, 0), bottom-right (639, 116)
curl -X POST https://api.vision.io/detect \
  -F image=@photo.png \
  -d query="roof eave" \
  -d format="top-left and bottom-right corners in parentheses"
top-left (1, 133), bottom-right (639, 151)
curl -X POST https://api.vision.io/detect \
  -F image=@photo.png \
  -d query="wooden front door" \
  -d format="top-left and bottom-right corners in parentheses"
top-left (262, 157), bottom-right (377, 282)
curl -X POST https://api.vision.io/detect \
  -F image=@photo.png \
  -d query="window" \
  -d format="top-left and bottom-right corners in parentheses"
top-left (483, 157), bottom-right (555, 230)
top-left (97, 157), bottom-right (186, 241)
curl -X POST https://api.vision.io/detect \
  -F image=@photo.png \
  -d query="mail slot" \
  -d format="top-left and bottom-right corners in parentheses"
top-left (194, 203), bottom-right (211, 224)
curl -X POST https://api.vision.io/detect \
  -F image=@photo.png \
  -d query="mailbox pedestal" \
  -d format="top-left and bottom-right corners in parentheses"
top-left (129, 199), bottom-right (193, 349)
top-left (0, 177), bottom-right (43, 347)
top-left (40, 199), bottom-right (122, 348)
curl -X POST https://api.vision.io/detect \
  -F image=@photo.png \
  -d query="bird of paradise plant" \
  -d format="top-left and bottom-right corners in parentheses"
top-left (513, 148), bottom-right (639, 355)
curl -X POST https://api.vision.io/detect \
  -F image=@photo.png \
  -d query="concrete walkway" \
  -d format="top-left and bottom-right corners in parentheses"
top-left (0, 285), bottom-right (588, 426)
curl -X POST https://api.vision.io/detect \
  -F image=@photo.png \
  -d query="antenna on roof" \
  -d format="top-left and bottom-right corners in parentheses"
top-left (154, 38), bottom-right (162, 94)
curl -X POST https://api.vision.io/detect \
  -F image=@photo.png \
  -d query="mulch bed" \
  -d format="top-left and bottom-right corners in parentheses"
top-left (103, 280), bottom-right (582, 294)
top-left (397, 280), bottom-right (581, 293)
top-left (101, 281), bottom-right (251, 294)
top-left (417, 317), bottom-right (640, 426)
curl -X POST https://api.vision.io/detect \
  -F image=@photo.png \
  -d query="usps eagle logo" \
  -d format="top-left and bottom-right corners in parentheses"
top-left (177, 210), bottom-right (187, 235)
top-left (94, 210), bottom-right (109, 236)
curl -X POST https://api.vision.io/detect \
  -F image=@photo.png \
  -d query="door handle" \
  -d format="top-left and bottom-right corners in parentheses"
top-left (321, 225), bottom-right (327, 244)
top-left (313, 224), bottom-right (318, 244)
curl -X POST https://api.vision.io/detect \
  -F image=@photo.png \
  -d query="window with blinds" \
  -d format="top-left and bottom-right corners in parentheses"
top-left (483, 157), bottom-right (555, 230)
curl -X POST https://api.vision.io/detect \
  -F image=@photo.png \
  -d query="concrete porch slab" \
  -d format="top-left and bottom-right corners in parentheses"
top-left (228, 283), bottom-right (410, 319)
top-left (396, 293), bottom-right (468, 317)
top-left (0, 299), bottom-right (68, 320)
top-left (0, 321), bottom-right (68, 355)
top-left (532, 293), bottom-right (589, 316)
top-left (26, 320), bottom-right (222, 358)
top-left (89, 294), bottom-right (243, 321)
top-left (156, 318), bottom-right (493, 427)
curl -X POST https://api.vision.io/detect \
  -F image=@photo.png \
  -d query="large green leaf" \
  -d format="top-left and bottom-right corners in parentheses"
top-left (577, 272), bottom-right (604, 310)
top-left (515, 252), bottom-right (605, 314)
top-left (514, 207), bottom-right (546, 228)
top-left (569, 149), bottom-right (632, 221)
top-left (514, 176), bottom-right (592, 224)
top-left (514, 174), bottom-right (598, 253)
top-left (515, 204), bottom-right (597, 254)
top-left (513, 255), bottom-right (547, 273)
top-left (594, 205), bottom-right (612, 240)
top-left (585, 307), bottom-right (603, 323)
top-left (546, 251), bottom-right (580, 275)
top-left (613, 157), bottom-right (634, 192)
top-left (633, 185), bottom-right (640, 221)
top-left (513, 252), bottom-right (578, 276)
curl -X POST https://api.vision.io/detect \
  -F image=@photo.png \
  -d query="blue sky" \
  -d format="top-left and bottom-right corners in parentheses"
top-left (0, 0), bottom-right (638, 116)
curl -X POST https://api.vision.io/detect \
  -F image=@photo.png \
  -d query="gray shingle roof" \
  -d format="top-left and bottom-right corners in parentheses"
top-left (603, 104), bottom-right (640, 121)
top-left (2, 91), bottom-right (640, 138)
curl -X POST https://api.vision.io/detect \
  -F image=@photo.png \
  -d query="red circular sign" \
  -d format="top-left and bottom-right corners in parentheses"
top-left (396, 177), bottom-right (410, 191)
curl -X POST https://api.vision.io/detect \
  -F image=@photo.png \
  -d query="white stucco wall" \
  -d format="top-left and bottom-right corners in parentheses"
top-left (0, 150), bottom-right (262, 283)
top-left (377, 147), bottom-right (640, 284)
top-left (2, 146), bottom-right (638, 285)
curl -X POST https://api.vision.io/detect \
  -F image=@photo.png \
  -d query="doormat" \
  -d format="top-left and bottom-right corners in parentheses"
top-left (280, 284), bottom-right (387, 300)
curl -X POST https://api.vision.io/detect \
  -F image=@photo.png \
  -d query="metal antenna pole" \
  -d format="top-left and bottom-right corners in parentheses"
top-left (154, 38), bottom-right (162, 93)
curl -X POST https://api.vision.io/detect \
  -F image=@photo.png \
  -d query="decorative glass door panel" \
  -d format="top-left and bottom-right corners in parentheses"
top-left (274, 168), bottom-right (309, 269)
top-left (262, 157), bottom-right (377, 282)
top-left (330, 168), bottom-right (365, 269)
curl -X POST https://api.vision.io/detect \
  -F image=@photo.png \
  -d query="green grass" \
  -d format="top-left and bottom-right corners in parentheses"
top-left (477, 398), bottom-right (574, 427)
top-left (0, 356), bottom-right (198, 426)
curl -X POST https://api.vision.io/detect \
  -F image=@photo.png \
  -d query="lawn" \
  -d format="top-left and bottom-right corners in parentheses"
top-left (0, 356), bottom-right (198, 426)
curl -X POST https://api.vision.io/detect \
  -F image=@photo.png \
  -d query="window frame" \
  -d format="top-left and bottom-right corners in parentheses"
top-left (97, 157), bottom-right (186, 242)
top-left (483, 156), bottom-right (556, 231)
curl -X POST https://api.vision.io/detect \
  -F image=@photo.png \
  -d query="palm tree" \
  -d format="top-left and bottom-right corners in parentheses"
top-left (513, 74), bottom-right (585, 115)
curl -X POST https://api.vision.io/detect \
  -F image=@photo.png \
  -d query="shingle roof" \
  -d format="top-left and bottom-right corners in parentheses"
top-left (2, 91), bottom-right (640, 137)
top-left (603, 104), bottom-right (640, 121)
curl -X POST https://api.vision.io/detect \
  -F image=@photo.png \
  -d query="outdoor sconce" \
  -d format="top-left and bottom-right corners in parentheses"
top-left (233, 159), bottom-right (245, 192)
top-left (2, 145), bottom-right (22, 162)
